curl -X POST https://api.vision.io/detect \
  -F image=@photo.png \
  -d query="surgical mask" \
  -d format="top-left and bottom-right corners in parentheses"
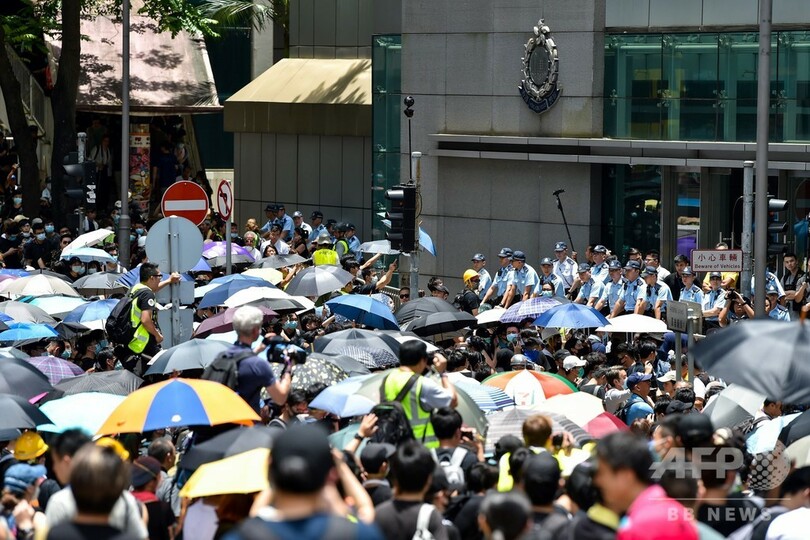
top-left (506, 333), bottom-right (518, 342)
top-left (8, 235), bottom-right (16, 241)
top-left (36, 233), bottom-right (45, 241)
top-left (113, 215), bottom-right (120, 224)
top-left (12, 197), bottom-right (21, 206)
top-left (130, 234), bottom-right (136, 242)
top-left (648, 439), bottom-right (662, 462)
top-left (135, 228), bottom-right (144, 235)
top-left (578, 367), bottom-right (585, 379)
top-left (283, 321), bottom-right (298, 330)
top-left (45, 225), bottom-right (54, 234)
top-left (22, 232), bottom-right (30, 238)
top-left (94, 343), bottom-right (104, 354)
top-left (72, 265), bottom-right (85, 274)
top-left (540, 290), bottom-right (553, 297)
top-left (88, 268), bottom-right (98, 274)
top-left (98, 339), bottom-right (109, 349)
top-left (231, 232), bottom-right (239, 238)
top-left (61, 349), bottom-right (71, 359)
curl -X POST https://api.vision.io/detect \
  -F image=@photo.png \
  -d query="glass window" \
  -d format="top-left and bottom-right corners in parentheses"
top-left (676, 172), bottom-right (700, 257)
top-left (602, 165), bottom-right (662, 258)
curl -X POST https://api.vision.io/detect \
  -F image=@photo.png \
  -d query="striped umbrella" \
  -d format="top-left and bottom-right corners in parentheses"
top-left (25, 356), bottom-right (84, 385)
top-left (482, 370), bottom-right (576, 407)
top-left (499, 296), bottom-right (567, 324)
top-left (484, 407), bottom-right (591, 454)
top-left (453, 377), bottom-right (514, 412)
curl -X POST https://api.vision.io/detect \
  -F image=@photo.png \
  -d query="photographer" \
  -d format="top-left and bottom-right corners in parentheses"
top-left (718, 289), bottom-right (754, 327)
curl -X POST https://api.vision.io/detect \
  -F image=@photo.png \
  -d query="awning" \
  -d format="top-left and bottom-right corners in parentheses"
top-left (224, 58), bottom-right (371, 137)
top-left (47, 14), bottom-right (221, 115)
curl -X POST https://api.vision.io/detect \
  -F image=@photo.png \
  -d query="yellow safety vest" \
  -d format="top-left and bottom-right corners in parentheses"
top-left (312, 248), bottom-right (338, 266)
top-left (383, 369), bottom-right (438, 448)
top-left (127, 283), bottom-right (152, 354)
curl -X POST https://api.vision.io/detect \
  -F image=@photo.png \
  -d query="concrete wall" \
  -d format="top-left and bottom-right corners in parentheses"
top-left (607, 0), bottom-right (810, 29)
top-left (401, 0), bottom-right (605, 291)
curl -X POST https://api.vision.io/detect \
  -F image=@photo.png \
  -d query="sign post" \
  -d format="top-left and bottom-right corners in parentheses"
top-left (161, 181), bottom-right (210, 226)
top-left (690, 249), bottom-right (744, 273)
top-left (216, 180), bottom-right (234, 275)
top-left (666, 300), bottom-right (703, 382)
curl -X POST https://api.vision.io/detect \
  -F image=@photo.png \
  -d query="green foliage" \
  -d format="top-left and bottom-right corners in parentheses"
top-left (200, 0), bottom-right (289, 33)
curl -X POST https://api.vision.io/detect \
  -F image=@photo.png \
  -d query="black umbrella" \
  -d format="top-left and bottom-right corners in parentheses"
top-left (179, 425), bottom-right (276, 470)
top-left (0, 301), bottom-right (57, 324)
top-left (308, 352), bottom-right (370, 377)
top-left (395, 297), bottom-right (458, 325)
top-left (692, 320), bottom-right (810, 403)
top-left (251, 254), bottom-right (308, 270)
top-left (406, 311), bottom-right (477, 337)
top-left (314, 329), bottom-right (401, 369)
top-left (53, 322), bottom-right (91, 340)
top-left (779, 409), bottom-right (810, 447)
top-left (72, 272), bottom-right (127, 296)
top-left (0, 357), bottom-right (54, 399)
top-left (0, 394), bottom-right (52, 430)
top-left (52, 369), bottom-right (143, 397)
top-left (143, 339), bottom-right (230, 376)
top-left (270, 356), bottom-right (349, 391)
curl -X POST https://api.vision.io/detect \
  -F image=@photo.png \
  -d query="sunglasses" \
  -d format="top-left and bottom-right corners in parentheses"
top-left (400, 294), bottom-right (410, 299)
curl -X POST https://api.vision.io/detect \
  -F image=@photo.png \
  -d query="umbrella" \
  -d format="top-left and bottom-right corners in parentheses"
top-left (395, 297), bottom-right (458, 325)
top-left (38, 392), bottom-right (126, 435)
top-left (483, 370), bottom-right (576, 406)
top-left (284, 266), bottom-right (354, 297)
top-left (406, 311), bottom-right (477, 337)
top-left (747, 413), bottom-right (800, 454)
top-left (193, 306), bottom-right (277, 338)
top-left (500, 297), bottom-right (567, 324)
top-left (114, 265), bottom-right (194, 288)
top-left (308, 374), bottom-right (378, 417)
top-left (269, 356), bottom-right (349, 391)
top-left (4, 275), bottom-right (80, 298)
top-left (63, 229), bottom-right (114, 251)
top-left (191, 257), bottom-right (212, 272)
top-left (535, 392), bottom-right (605, 427)
top-left (419, 228), bottom-right (437, 256)
top-left (0, 269), bottom-right (29, 277)
top-left (534, 303), bottom-right (609, 329)
top-left (0, 394), bottom-right (52, 430)
top-left (325, 295), bottom-right (399, 330)
top-left (20, 295), bottom-right (88, 318)
top-left (223, 286), bottom-right (306, 312)
top-left (702, 384), bottom-right (766, 430)
top-left (692, 320), bottom-right (810, 403)
top-left (194, 274), bottom-right (269, 298)
top-left (251, 253), bottom-right (308, 269)
top-left (596, 314), bottom-right (669, 333)
top-left (358, 240), bottom-right (400, 255)
top-left (96, 378), bottom-right (261, 435)
top-left (63, 299), bottom-right (119, 326)
top-left (70, 272), bottom-right (127, 296)
top-left (143, 339), bottom-right (231, 376)
top-left (0, 347), bottom-right (28, 359)
top-left (484, 407), bottom-right (591, 454)
top-left (52, 369), bottom-right (143, 397)
top-left (779, 409), bottom-right (810, 448)
top-left (308, 352), bottom-right (370, 377)
top-left (180, 425), bottom-right (276, 470)
top-left (179, 448), bottom-right (269, 498)
top-left (0, 356), bottom-right (54, 399)
top-left (0, 302), bottom-right (56, 324)
top-left (24, 355), bottom-right (84, 384)
top-left (240, 268), bottom-right (284, 284)
top-left (199, 279), bottom-right (277, 310)
top-left (205, 331), bottom-right (263, 348)
top-left (27, 269), bottom-right (72, 282)
top-left (202, 242), bottom-right (255, 266)
top-left (452, 377), bottom-right (514, 413)
top-left (53, 321), bottom-right (92, 339)
top-left (60, 247), bottom-right (115, 264)
top-left (377, 330), bottom-right (441, 353)
top-left (313, 329), bottom-right (401, 369)
top-left (0, 322), bottom-right (58, 344)
top-left (476, 307), bottom-right (506, 328)
top-left (582, 412), bottom-right (630, 439)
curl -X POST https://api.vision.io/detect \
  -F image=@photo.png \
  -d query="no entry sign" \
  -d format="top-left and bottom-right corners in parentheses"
top-left (161, 181), bottom-right (209, 226)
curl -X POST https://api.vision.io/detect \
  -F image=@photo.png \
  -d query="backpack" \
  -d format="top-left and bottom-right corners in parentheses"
top-left (105, 293), bottom-right (137, 344)
top-left (614, 394), bottom-right (640, 425)
top-left (200, 348), bottom-right (255, 391)
top-left (412, 503), bottom-right (436, 540)
top-left (370, 374), bottom-right (419, 446)
top-left (430, 447), bottom-right (467, 490)
top-left (452, 291), bottom-right (465, 311)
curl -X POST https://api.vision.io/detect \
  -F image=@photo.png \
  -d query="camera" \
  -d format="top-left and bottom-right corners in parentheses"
top-left (265, 338), bottom-right (308, 365)
top-left (403, 96), bottom-right (415, 107)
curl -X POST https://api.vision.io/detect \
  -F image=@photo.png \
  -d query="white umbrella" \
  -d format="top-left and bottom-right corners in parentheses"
top-left (358, 240), bottom-right (401, 255)
top-left (595, 314), bottom-right (668, 333)
top-left (241, 268), bottom-right (283, 284)
top-left (4, 275), bottom-right (80, 298)
top-left (60, 247), bottom-right (115, 264)
top-left (224, 286), bottom-right (294, 308)
top-left (476, 307), bottom-right (506, 327)
top-left (63, 229), bottom-right (114, 252)
top-left (25, 295), bottom-right (88, 318)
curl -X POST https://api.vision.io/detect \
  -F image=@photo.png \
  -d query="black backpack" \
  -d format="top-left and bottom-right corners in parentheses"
top-left (105, 294), bottom-right (137, 345)
top-left (615, 395), bottom-right (641, 425)
top-left (370, 374), bottom-right (419, 446)
top-left (201, 349), bottom-right (255, 391)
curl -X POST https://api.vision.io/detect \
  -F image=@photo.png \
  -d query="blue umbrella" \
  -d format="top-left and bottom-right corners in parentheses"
top-left (419, 228), bottom-right (437, 256)
top-left (309, 375), bottom-right (377, 418)
top-left (63, 299), bottom-right (119, 324)
top-left (199, 277), bottom-right (276, 309)
top-left (533, 303), bottom-right (609, 329)
top-left (23, 295), bottom-right (88, 318)
top-left (115, 264), bottom-right (193, 288)
top-left (453, 377), bottom-right (514, 413)
top-left (0, 322), bottom-right (58, 343)
top-left (191, 258), bottom-right (212, 272)
top-left (0, 269), bottom-right (29, 278)
top-left (325, 295), bottom-right (399, 330)
top-left (38, 393), bottom-right (126, 435)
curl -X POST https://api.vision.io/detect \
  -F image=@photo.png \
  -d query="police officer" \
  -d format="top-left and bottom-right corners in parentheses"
top-left (482, 248), bottom-right (514, 309)
top-left (472, 253), bottom-right (492, 300)
top-left (590, 245), bottom-right (611, 284)
top-left (574, 263), bottom-right (604, 308)
top-left (595, 259), bottom-right (624, 316)
top-left (679, 266), bottom-right (704, 304)
top-left (502, 251), bottom-right (539, 307)
top-left (611, 260), bottom-right (644, 318)
top-left (260, 204), bottom-right (278, 235)
top-left (345, 223), bottom-right (361, 257)
top-left (635, 266), bottom-right (672, 320)
top-left (552, 242), bottom-right (577, 293)
top-left (766, 284), bottom-right (791, 321)
top-left (272, 204), bottom-right (294, 242)
top-left (702, 272), bottom-right (727, 330)
top-left (307, 211), bottom-right (326, 246)
top-left (536, 257), bottom-right (565, 298)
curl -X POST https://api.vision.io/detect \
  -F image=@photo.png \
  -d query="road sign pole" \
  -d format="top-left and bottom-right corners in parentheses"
top-left (226, 213), bottom-right (233, 275)
top-left (168, 217), bottom-right (181, 347)
top-left (741, 161), bottom-right (754, 298)
top-left (674, 332), bottom-right (682, 382)
top-left (686, 316), bottom-right (695, 382)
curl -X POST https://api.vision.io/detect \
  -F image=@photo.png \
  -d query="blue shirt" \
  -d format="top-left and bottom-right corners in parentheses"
top-left (536, 272), bottom-right (565, 298)
top-left (620, 278), bottom-right (644, 312)
top-left (224, 514), bottom-right (383, 540)
top-left (230, 342), bottom-right (275, 413)
top-left (639, 282), bottom-right (672, 313)
top-left (477, 269), bottom-right (493, 300)
top-left (273, 214), bottom-right (295, 240)
top-left (680, 284), bottom-right (704, 304)
top-left (509, 265), bottom-right (540, 296)
top-left (625, 394), bottom-right (654, 426)
top-left (702, 289), bottom-right (727, 320)
top-left (260, 218), bottom-right (274, 234)
top-left (553, 256), bottom-right (577, 289)
top-left (307, 224), bottom-right (326, 243)
top-left (576, 278), bottom-right (604, 304)
top-left (600, 279), bottom-right (625, 310)
top-left (491, 265), bottom-right (513, 297)
top-left (591, 262), bottom-right (610, 284)
top-left (347, 235), bottom-right (361, 256)
top-left (769, 305), bottom-right (791, 321)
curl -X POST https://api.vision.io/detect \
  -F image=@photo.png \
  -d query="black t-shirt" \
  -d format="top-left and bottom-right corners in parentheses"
top-left (433, 447), bottom-right (479, 489)
top-left (0, 235), bottom-right (23, 268)
top-left (698, 496), bottom-right (762, 537)
top-left (363, 479), bottom-right (393, 507)
top-left (46, 522), bottom-right (139, 540)
top-left (143, 499), bottom-right (175, 540)
top-left (456, 289), bottom-right (480, 314)
top-left (24, 240), bottom-right (52, 268)
top-left (374, 500), bottom-right (448, 540)
top-left (451, 494), bottom-right (484, 540)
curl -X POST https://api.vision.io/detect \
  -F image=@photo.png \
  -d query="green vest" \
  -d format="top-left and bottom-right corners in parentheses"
top-left (383, 369), bottom-right (438, 448)
top-left (128, 283), bottom-right (151, 354)
top-left (312, 248), bottom-right (338, 266)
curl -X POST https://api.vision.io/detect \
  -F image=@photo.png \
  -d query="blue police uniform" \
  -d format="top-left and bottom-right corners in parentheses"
top-left (553, 257), bottom-right (577, 290)
top-left (536, 272), bottom-right (565, 298)
top-left (273, 214), bottom-right (294, 240)
top-left (477, 269), bottom-right (493, 300)
top-left (591, 262), bottom-right (610, 285)
top-left (576, 278), bottom-right (604, 304)
top-left (702, 289), bottom-right (727, 322)
top-left (600, 279), bottom-right (625, 312)
top-left (308, 224), bottom-right (326, 243)
top-left (769, 305), bottom-right (791, 321)
top-left (509, 265), bottom-right (540, 297)
top-left (347, 235), bottom-right (361, 256)
top-left (490, 265), bottom-right (513, 299)
top-left (620, 278), bottom-right (644, 313)
top-left (680, 285), bottom-right (704, 304)
top-left (639, 282), bottom-right (672, 314)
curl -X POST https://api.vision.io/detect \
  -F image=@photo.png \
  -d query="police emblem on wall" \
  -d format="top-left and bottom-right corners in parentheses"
top-left (519, 19), bottom-right (561, 114)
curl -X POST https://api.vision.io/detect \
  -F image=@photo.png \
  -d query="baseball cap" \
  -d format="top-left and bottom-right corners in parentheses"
top-left (681, 266), bottom-right (694, 276)
top-left (709, 271), bottom-right (722, 278)
top-left (497, 248), bottom-right (513, 258)
top-left (311, 211), bottom-right (323, 219)
top-left (131, 456), bottom-right (162, 488)
top-left (665, 400), bottom-right (693, 415)
top-left (657, 371), bottom-right (677, 383)
top-left (624, 260), bottom-right (641, 270)
top-left (677, 414), bottom-right (714, 448)
top-left (512, 250), bottom-right (526, 262)
top-left (577, 263), bottom-right (591, 273)
top-left (592, 245), bottom-right (608, 254)
top-left (347, 223), bottom-right (356, 231)
top-left (562, 355), bottom-right (587, 370)
top-left (360, 443), bottom-right (396, 474)
top-left (434, 284), bottom-right (450, 295)
top-left (271, 424), bottom-right (334, 493)
top-left (471, 253), bottom-right (486, 262)
top-left (3, 463), bottom-right (46, 495)
top-left (626, 372), bottom-right (652, 388)
top-left (642, 265), bottom-right (658, 277)
top-left (292, 211), bottom-right (303, 218)
top-left (608, 259), bottom-right (622, 270)
top-left (554, 242), bottom-right (567, 251)
top-left (31, 218), bottom-right (43, 226)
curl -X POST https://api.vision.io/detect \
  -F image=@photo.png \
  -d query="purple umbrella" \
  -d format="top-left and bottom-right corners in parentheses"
top-left (202, 242), bottom-right (255, 266)
top-left (25, 356), bottom-right (85, 385)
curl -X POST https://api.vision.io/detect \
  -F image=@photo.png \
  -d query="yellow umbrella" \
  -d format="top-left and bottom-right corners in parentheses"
top-left (241, 268), bottom-right (283, 285)
top-left (179, 448), bottom-right (269, 498)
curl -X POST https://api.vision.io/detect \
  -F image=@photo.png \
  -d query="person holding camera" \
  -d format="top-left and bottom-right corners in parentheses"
top-left (718, 289), bottom-right (754, 327)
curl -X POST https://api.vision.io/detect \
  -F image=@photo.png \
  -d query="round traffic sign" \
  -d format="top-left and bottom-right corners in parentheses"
top-left (216, 180), bottom-right (233, 220)
top-left (161, 181), bottom-right (209, 226)
top-left (145, 217), bottom-right (204, 273)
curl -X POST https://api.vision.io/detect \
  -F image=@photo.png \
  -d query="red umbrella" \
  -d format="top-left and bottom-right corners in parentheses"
top-left (193, 306), bottom-right (277, 338)
top-left (582, 412), bottom-right (629, 438)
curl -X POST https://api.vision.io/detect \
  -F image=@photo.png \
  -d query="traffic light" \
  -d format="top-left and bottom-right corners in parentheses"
top-left (63, 152), bottom-right (97, 204)
top-left (385, 184), bottom-right (417, 252)
top-left (767, 196), bottom-right (790, 255)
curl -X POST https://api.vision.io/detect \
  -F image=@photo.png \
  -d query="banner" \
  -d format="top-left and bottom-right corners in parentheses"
top-left (129, 124), bottom-right (151, 214)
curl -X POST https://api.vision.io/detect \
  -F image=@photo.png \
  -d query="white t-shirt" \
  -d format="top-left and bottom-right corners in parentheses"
top-left (766, 508), bottom-right (810, 540)
top-left (182, 499), bottom-right (219, 540)
top-left (45, 487), bottom-right (148, 539)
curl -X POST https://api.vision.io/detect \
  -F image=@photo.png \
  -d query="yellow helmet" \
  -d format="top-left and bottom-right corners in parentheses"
top-left (95, 437), bottom-right (130, 461)
top-left (463, 269), bottom-right (479, 285)
top-left (13, 431), bottom-right (48, 461)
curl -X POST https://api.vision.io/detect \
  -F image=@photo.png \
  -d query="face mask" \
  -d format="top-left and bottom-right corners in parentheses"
top-left (578, 368), bottom-right (585, 379)
top-left (94, 343), bottom-right (104, 354)
top-left (8, 235), bottom-right (17, 242)
top-left (540, 290), bottom-right (552, 297)
top-left (88, 268), bottom-right (98, 274)
top-left (113, 215), bottom-right (120, 224)
top-left (45, 225), bottom-right (54, 234)
top-left (22, 232), bottom-right (30, 238)
top-left (135, 228), bottom-right (144, 235)
top-left (72, 266), bottom-right (85, 274)
top-left (231, 232), bottom-right (239, 238)
top-left (36, 233), bottom-right (45, 241)
top-left (12, 197), bottom-right (22, 206)
top-left (130, 234), bottom-right (136, 242)
top-left (283, 321), bottom-right (298, 330)
top-left (648, 439), bottom-right (662, 462)
top-left (61, 349), bottom-right (71, 359)
top-left (506, 333), bottom-right (518, 343)
top-left (98, 340), bottom-right (109, 349)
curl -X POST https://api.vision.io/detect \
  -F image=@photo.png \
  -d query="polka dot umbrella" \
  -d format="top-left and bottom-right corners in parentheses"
top-left (270, 356), bottom-right (349, 391)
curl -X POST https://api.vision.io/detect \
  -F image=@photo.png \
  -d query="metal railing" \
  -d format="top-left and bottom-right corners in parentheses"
top-left (6, 45), bottom-right (47, 131)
